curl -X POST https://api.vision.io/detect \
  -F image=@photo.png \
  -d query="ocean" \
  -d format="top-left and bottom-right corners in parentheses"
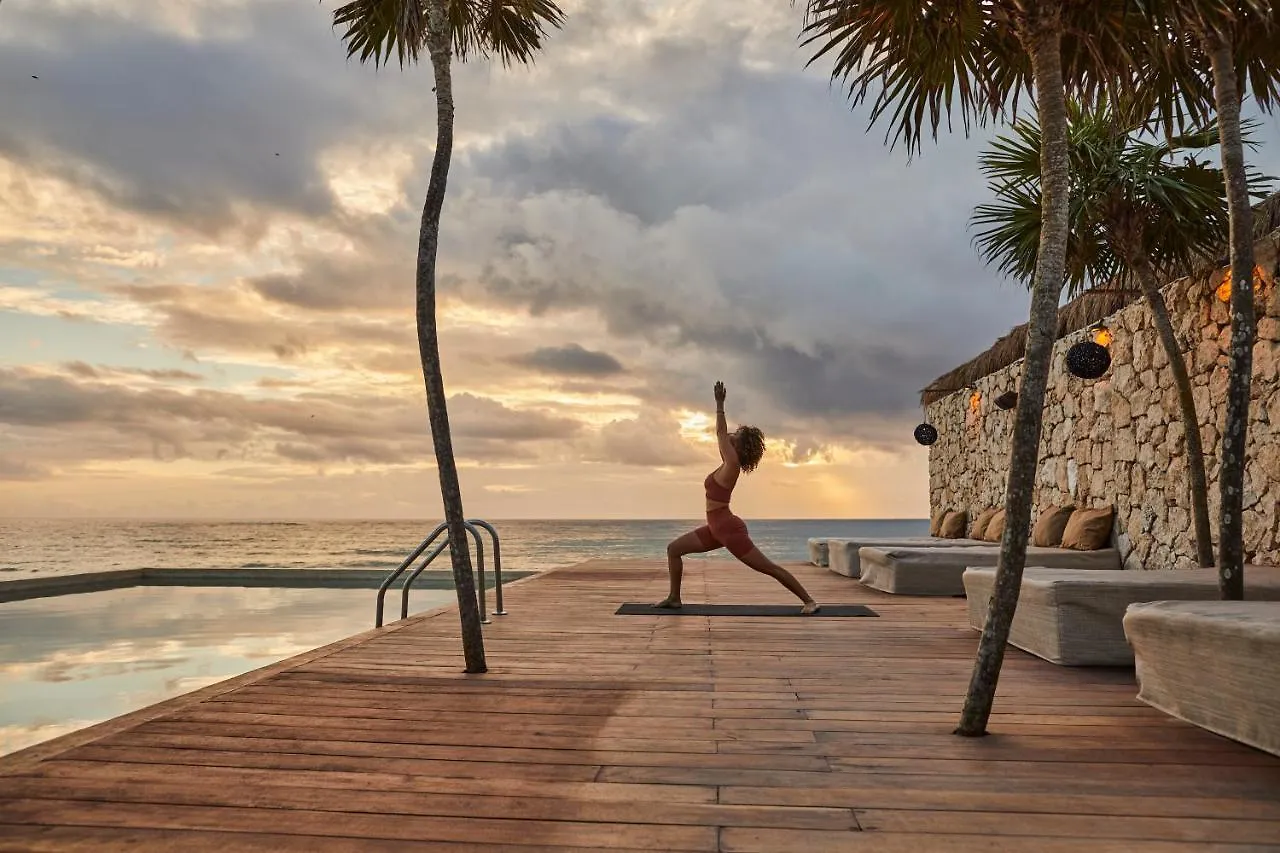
top-left (1, 518), bottom-right (929, 577)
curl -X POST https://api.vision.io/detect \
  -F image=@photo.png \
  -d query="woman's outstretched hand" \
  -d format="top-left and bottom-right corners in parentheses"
top-left (714, 381), bottom-right (727, 406)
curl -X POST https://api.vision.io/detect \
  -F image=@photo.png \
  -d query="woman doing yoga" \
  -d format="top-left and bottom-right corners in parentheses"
top-left (656, 381), bottom-right (820, 615)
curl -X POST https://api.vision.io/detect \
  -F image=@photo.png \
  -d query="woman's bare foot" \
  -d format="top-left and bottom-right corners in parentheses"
top-left (655, 597), bottom-right (682, 609)
top-left (800, 600), bottom-right (821, 616)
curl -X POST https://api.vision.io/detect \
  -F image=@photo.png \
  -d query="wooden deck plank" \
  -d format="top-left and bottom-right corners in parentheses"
top-left (3, 558), bottom-right (1280, 851)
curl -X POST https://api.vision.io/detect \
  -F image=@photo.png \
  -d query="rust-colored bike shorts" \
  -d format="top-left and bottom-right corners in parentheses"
top-left (694, 507), bottom-right (755, 559)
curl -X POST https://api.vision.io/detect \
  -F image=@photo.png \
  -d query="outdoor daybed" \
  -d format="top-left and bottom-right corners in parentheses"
top-left (963, 566), bottom-right (1280, 665)
top-left (824, 537), bottom-right (990, 577)
top-left (813, 507), bottom-right (1005, 573)
top-left (1124, 600), bottom-right (1280, 758)
top-left (858, 544), bottom-right (1122, 596)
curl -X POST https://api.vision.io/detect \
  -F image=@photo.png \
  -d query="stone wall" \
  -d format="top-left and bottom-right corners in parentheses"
top-left (927, 234), bottom-right (1280, 569)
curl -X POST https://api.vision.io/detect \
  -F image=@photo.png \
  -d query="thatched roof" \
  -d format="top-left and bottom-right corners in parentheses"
top-left (920, 191), bottom-right (1280, 407)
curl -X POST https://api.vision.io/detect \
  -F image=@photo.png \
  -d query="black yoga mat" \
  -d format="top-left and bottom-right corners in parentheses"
top-left (615, 603), bottom-right (877, 617)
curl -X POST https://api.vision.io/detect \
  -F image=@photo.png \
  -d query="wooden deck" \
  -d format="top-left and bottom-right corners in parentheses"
top-left (3, 559), bottom-right (1280, 852)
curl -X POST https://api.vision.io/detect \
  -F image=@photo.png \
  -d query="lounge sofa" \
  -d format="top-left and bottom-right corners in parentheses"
top-left (963, 566), bottom-right (1280, 665)
top-left (824, 537), bottom-right (990, 578)
top-left (1125, 600), bottom-right (1280, 758)
top-left (858, 545), bottom-right (1122, 596)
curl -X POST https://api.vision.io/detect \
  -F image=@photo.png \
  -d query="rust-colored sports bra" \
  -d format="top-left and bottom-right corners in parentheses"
top-left (704, 471), bottom-right (733, 504)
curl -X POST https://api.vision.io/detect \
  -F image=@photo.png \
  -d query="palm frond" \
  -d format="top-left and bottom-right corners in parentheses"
top-left (971, 98), bottom-right (1275, 297)
top-left (453, 0), bottom-right (566, 66)
top-left (334, 0), bottom-right (428, 68)
top-left (1124, 0), bottom-right (1280, 139)
top-left (797, 0), bottom-right (1024, 154)
top-left (334, 0), bottom-right (564, 68)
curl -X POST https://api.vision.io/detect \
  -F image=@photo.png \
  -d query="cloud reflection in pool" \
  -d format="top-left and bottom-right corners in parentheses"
top-left (0, 584), bottom-right (455, 756)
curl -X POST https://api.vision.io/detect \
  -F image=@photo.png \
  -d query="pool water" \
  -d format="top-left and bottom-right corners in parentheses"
top-left (0, 584), bottom-right (456, 757)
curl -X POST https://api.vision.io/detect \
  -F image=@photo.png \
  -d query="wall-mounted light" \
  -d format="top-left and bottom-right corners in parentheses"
top-left (1218, 265), bottom-right (1270, 303)
top-left (968, 390), bottom-right (982, 412)
top-left (1092, 324), bottom-right (1113, 347)
top-left (914, 423), bottom-right (938, 446)
top-left (1066, 339), bottom-right (1111, 379)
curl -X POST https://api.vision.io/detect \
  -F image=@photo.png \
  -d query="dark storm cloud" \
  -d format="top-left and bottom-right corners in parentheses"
top-left (508, 344), bottom-right (625, 377)
top-left (0, 2), bottom-right (417, 233)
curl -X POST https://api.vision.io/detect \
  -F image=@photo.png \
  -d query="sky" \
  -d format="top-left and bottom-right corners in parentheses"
top-left (2, 0), bottom-right (1279, 520)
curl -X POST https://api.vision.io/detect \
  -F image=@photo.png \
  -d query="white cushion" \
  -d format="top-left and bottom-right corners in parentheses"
top-left (859, 545), bottom-right (1121, 596)
top-left (964, 566), bottom-right (1280, 665)
top-left (1125, 600), bottom-right (1280, 758)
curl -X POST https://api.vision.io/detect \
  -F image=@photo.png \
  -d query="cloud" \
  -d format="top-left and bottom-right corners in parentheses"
top-left (63, 361), bottom-right (204, 382)
top-left (508, 343), bottom-right (625, 376)
top-left (0, 2), bottom-right (423, 234)
top-left (0, 366), bottom-right (578, 470)
top-left (447, 393), bottom-right (582, 441)
top-left (0, 457), bottom-right (51, 481)
top-left (586, 413), bottom-right (711, 468)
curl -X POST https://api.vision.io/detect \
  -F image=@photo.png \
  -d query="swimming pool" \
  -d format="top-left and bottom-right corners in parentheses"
top-left (0, 584), bottom-right (456, 757)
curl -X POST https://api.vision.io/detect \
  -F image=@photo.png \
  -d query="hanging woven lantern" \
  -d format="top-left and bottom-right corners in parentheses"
top-left (914, 423), bottom-right (938, 445)
top-left (1066, 340), bottom-right (1111, 379)
top-left (995, 391), bottom-right (1018, 410)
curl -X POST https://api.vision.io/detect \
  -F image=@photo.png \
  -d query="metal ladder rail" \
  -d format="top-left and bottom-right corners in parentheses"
top-left (466, 519), bottom-right (506, 616)
top-left (377, 520), bottom-right (505, 627)
top-left (375, 522), bottom-right (448, 628)
top-left (401, 522), bottom-right (488, 623)
top-left (398, 539), bottom-right (450, 621)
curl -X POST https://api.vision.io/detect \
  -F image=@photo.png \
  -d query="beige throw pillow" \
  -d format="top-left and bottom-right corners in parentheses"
top-left (1031, 505), bottom-right (1076, 548)
top-left (983, 509), bottom-right (1007, 543)
top-left (939, 511), bottom-right (968, 539)
top-left (969, 508), bottom-right (998, 541)
top-left (1060, 506), bottom-right (1115, 551)
top-left (930, 510), bottom-right (948, 537)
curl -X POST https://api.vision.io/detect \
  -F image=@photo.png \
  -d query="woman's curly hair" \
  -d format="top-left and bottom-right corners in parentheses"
top-left (734, 426), bottom-right (766, 473)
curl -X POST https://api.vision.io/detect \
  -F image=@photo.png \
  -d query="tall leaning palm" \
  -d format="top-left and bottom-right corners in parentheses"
top-left (798, 0), bottom-right (1151, 735)
top-left (973, 102), bottom-right (1271, 569)
top-left (334, 0), bottom-right (565, 673)
top-left (1137, 3), bottom-right (1280, 598)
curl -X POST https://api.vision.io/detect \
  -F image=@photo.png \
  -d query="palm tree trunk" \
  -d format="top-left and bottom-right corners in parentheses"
top-left (419, 0), bottom-right (486, 672)
top-left (1204, 29), bottom-right (1254, 601)
top-left (1121, 247), bottom-right (1214, 567)
top-left (957, 8), bottom-right (1069, 737)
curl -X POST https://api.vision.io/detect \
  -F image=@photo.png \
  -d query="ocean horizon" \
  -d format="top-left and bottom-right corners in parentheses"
top-left (2, 518), bottom-right (930, 578)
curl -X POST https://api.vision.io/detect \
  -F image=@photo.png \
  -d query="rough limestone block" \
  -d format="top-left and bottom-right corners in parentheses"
top-left (808, 538), bottom-right (829, 567)
top-left (963, 566), bottom-right (1280, 665)
top-left (858, 546), bottom-right (1121, 597)
top-left (825, 537), bottom-right (988, 579)
top-left (1125, 601), bottom-right (1280, 758)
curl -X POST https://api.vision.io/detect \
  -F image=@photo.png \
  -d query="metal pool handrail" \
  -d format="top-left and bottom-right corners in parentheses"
top-left (375, 520), bottom-right (506, 627)
top-left (466, 518), bottom-right (506, 616)
top-left (401, 522), bottom-right (487, 623)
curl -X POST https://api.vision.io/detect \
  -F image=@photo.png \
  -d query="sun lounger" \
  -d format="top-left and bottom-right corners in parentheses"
top-left (824, 537), bottom-right (990, 578)
top-left (963, 566), bottom-right (1280, 665)
top-left (1124, 600), bottom-right (1280, 758)
top-left (858, 545), bottom-right (1121, 596)
top-left (807, 538), bottom-right (830, 567)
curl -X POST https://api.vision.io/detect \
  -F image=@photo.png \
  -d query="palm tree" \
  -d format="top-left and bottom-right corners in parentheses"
top-left (1135, 3), bottom-right (1280, 599)
top-left (333, 0), bottom-right (565, 672)
top-left (797, 0), bottom-right (1154, 736)
top-left (972, 100), bottom-right (1272, 570)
